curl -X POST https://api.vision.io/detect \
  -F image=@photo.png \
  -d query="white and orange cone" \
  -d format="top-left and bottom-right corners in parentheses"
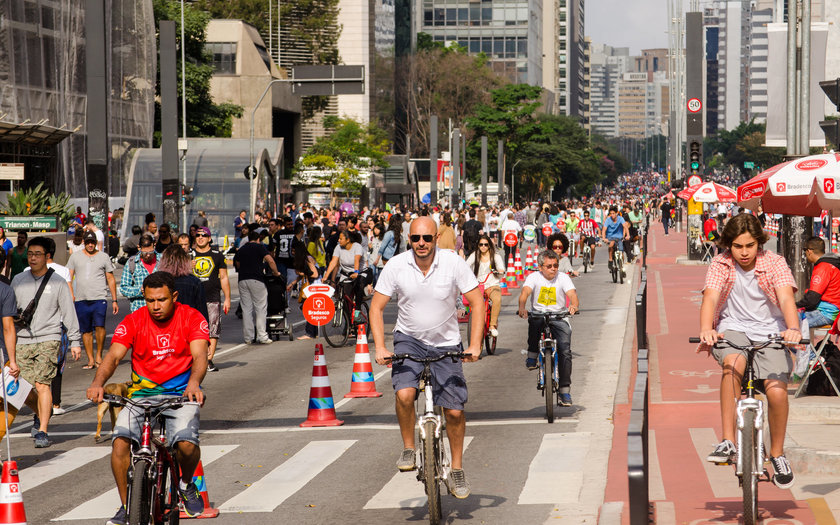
top-left (345, 325), bottom-right (382, 398)
top-left (300, 344), bottom-right (344, 427)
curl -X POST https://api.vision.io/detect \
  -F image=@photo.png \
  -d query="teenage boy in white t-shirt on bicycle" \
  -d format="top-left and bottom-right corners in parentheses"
top-left (518, 250), bottom-right (579, 406)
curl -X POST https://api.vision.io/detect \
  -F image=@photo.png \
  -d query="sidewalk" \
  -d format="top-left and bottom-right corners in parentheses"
top-left (601, 221), bottom-right (840, 524)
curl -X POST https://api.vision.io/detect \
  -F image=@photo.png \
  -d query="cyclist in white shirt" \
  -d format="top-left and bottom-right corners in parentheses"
top-left (371, 217), bottom-right (485, 499)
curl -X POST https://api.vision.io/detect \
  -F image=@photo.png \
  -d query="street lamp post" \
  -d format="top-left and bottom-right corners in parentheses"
top-left (180, 0), bottom-right (187, 230)
top-left (511, 158), bottom-right (523, 205)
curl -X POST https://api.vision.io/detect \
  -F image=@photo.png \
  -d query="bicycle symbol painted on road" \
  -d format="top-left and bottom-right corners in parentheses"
top-left (669, 370), bottom-right (720, 378)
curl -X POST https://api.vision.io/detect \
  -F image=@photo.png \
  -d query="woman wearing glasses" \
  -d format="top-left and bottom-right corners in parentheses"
top-left (464, 234), bottom-right (506, 337)
top-left (325, 230), bottom-right (373, 322)
top-left (545, 233), bottom-right (579, 277)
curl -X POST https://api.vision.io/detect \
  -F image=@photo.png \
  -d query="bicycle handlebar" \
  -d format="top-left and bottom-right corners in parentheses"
top-left (386, 352), bottom-right (467, 364)
top-left (688, 335), bottom-right (809, 348)
top-left (103, 394), bottom-right (197, 410)
top-left (528, 311), bottom-right (578, 321)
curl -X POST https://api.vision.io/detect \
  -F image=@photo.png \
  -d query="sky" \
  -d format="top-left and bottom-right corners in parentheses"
top-left (585, 0), bottom-right (688, 55)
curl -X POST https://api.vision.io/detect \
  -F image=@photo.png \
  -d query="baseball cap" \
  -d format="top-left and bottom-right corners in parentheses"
top-left (198, 226), bottom-right (211, 236)
top-left (83, 232), bottom-right (97, 243)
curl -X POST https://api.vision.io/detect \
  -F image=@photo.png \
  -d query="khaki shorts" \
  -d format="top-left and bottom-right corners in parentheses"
top-left (712, 330), bottom-right (792, 382)
top-left (17, 341), bottom-right (60, 385)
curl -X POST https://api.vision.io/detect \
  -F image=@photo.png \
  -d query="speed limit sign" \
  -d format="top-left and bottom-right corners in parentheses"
top-left (687, 98), bottom-right (702, 113)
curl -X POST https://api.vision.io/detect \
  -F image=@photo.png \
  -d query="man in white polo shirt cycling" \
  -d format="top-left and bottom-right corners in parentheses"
top-left (371, 216), bottom-right (485, 499)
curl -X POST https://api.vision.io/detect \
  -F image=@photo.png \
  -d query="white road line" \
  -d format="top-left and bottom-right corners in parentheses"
top-left (518, 432), bottom-right (589, 504)
top-left (53, 445), bottom-right (238, 521)
top-left (219, 440), bottom-right (356, 512)
top-left (334, 368), bottom-right (390, 409)
top-left (654, 270), bottom-right (668, 335)
top-left (688, 428), bottom-right (740, 498)
top-left (364, 436), bottom-right (473, 509)
top-left (202, 418), bottom-right (571, 435)
top-left (648, 430), bottom-right (666, 501)
top-left (213, 343), bottom-right (247, 358)
top-left (21, 447), bottom-right (111, 492)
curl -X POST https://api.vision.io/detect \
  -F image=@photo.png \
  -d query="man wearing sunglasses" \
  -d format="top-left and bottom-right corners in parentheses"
top-left (191, 227), bottom-right (230, 372)
top-left (371, 217), bottom-right (485, 500)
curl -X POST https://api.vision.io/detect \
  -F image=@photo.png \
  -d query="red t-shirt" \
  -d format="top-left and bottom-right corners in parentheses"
top-left (112, 303), bottom-right (209, 397)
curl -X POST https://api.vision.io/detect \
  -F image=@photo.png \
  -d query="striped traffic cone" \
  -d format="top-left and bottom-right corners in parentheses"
top-left (301, 344), bottom-right (344, 427)
top-left (0, 461), bottom-right (26, 525)
top-left (345, 325), bottom-right (382, 398)
top-left (505, 253), bottom-right (519, 289)
top-left (179, 460), bottom-right (219, 518)
top-left (524, 247), bottom-right (533, 275)
top-left (514, 249), bottom-right (524, 281)
top-left (500, 279), bottom-right (510, 296)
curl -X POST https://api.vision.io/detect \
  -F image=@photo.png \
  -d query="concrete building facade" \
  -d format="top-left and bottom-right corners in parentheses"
top-left (588, 43), bottom-right (630, 137)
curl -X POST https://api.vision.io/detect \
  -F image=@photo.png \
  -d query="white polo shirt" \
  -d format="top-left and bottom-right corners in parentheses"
top-left (375, 248), bottom-right (479, 347)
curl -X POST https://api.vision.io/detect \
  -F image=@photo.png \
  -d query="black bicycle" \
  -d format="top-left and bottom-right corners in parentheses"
top-left (323, 277), bottom-right (370, 347)
top-left (688, 335), bottom-right (807, 525)
top-left (386, 352), bottom-right (467, 525)
top-left (531, 311), bottom-right (574, 423)
top-left (104, 394), bottom-right (196, 525)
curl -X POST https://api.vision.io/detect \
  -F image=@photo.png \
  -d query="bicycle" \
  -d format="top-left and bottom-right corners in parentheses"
top-left (464, 277), bottom-right (497, 356)
top-left (386, 351), bottom-right (467, 525)
top-left (580, 237), bottom-right (598, 274)
top-left (323, 276), bottom-right (371, 348)
top-left (103, 394), bottom-right (196, 525)
top-left (530, 311), bottom-right (574, 423)
top-left (606, 241), bottom-right (625, 284)
top-left (687, 335), bottom-right (807, 525)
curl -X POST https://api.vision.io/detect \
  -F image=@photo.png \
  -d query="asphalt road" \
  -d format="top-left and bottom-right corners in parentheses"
top-left (12, 247), bottom-right (636, 525)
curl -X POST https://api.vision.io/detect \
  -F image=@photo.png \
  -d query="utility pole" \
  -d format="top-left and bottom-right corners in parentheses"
top-left (452, 128), bottom-right (460, 207)
top-left (430, 115), bottom-right (438, 206)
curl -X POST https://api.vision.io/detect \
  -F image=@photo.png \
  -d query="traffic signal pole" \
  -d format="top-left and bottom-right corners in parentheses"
top-left (684, 11), bottom-right (703, 260)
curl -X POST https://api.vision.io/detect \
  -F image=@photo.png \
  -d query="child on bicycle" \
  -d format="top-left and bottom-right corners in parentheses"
top-left (601, 206), bottom-right (629, 276)
top-left (518, 249), bottom-right (579, 406)
top-left (697, 213), bottom-right (801, 489)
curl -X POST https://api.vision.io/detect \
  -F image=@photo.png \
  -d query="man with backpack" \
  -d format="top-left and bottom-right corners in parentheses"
top-left (461, 209), bottom-right (484, 258)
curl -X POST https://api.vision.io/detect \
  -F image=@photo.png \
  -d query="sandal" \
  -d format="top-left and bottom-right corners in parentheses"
top-left (298, 335), bottom-right (314, 340)
top-left (82, 364), bottom-right (96, 370)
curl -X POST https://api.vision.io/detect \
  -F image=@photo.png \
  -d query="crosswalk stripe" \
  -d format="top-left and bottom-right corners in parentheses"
top-left (21, 447), bottom-right (111, 492)
top-left (218, 440), bottom-right (356, 513)
top-left (52, 444), bottom-right (238, 521)
top-left (688, 428), bottom-right (740, 498)
top-left (363, 436), bottom-right (474, 510)
top-left (517, 432), bottom-right (589, 505)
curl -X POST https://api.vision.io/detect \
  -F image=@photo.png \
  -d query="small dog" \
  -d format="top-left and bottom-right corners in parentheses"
top-left (95, 381), bottom-right (132, 443)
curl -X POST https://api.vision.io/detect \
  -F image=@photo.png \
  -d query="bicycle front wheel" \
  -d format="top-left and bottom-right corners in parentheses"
top-left (323, 302), bottom-right (349, 347)
top-left (128, 459), bottom-right (154, 525)
top-left (544, 350), bottom-right (555, 423)
top-left (159, 457), bottom-right (180, 525)
top-left (423, 420), bottom-right (442, 525)
top-left (618, 254), bottom-right (625, 284)
top-left (741, 410), bottom-right (758, 525)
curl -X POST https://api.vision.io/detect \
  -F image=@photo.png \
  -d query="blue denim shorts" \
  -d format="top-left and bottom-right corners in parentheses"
top-left (391, 331), bottom-right (468, 410)
top-left (112, 395), bottom-right (200, 446)
top-left (75, 299), bottom-right (107, 333)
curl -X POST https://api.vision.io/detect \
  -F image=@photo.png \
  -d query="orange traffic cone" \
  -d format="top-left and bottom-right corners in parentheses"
top-left (179, 460), bottom-right (219, 519)
top-left (524, 247), bottom-right (533, 275)
top-left (301, 344), bottom-right (344, 427)
top-left (506, 253), bottom-right (519, 289)
top-left (0, 461), bottom-right (26, 525)
top-left (345, 325), bottom-right (382, 398)
top-left (500, 279), bottom-right (510, 296)
top-left (514, 249), bottom-right (524, 281)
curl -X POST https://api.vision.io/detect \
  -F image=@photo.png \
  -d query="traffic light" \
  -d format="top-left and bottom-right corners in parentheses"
top-left (820, 79), bottom-right (840, 148)
top-left (182, 184), bottom-right (194, 205)
top-left (243, 165), bottom-right (256, 180)
top-left (688, 139), bottom-right (702, 175)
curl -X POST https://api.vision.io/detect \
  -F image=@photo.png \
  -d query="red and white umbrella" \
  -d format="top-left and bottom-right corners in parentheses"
top-left (737, 153), bottom-right (840, 217)
top-left (677, 181), bottom-right (737, 203)
top-left (808, 167), bottom-right (840, 214)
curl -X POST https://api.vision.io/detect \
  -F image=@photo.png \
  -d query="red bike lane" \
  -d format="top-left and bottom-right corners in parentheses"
top-left (602, 226), bottom-right (826, 524)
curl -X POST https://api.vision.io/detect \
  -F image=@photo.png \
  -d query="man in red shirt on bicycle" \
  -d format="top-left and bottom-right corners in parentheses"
top-left (87, 271), bottom-right (209, 525)
top-left (577, 210), bottom-right (600, 266)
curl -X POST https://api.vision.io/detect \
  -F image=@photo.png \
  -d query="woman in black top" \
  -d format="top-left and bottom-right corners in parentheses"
top-left (157, 245), bottom-right (208, 321)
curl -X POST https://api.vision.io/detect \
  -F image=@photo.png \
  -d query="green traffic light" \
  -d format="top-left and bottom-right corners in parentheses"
top-left (690, 162), bottom-right (699, 170)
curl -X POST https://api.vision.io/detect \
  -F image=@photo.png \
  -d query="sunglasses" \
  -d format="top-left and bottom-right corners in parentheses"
top-left (195, 233), bottom-right (210, 238)
top-left (542, 264), bottom-right (559, 269)
top-left (478, 242), bottom-right (490, 247)
top-left (551, 244), bottom-right (563, 249)
top-left (410, 234), bottom-right (434, 243)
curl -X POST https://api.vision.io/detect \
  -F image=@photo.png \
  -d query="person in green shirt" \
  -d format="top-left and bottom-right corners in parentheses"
top-left (7, 230), bottom-right (28, 280)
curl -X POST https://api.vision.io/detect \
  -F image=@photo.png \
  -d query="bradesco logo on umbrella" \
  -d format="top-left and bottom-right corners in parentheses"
top-left (825, 178), bottom-right (837, 194)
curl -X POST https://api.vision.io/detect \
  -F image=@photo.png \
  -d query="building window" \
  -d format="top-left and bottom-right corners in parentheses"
top-left (207, 42), bottom-right (237, 74)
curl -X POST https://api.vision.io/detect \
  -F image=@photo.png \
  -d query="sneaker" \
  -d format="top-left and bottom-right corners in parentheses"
top-left (256, 338), bottom-right (273, 345)
top-left (525, 358), bottom-right (538, 370)
top-left (179, 481), bottom-right (205, 517)
top-left (608, 260), bottom-right (614, 270)
top-left (770, 455), bottom-right (795, 489)
top-left (489, 327), bottom-right (498, 337)
top-left (447, 468), bottom-right (471, 499)
top-left (31, 415), bottom-right (40, 438)
top-left (33, 431), bottom-right (50, 448)
top-left (207, 360), bottom-right (219, 372)
top-left (558, 393), bottom-right (573, 406)
top-left (52, 406), bottom-right (66, 415)
top-left (106, 505), bottom-right (127, 525)
top-left (353, 310), bottom-right (363, 323)
top-left (707, 439), bottom-right (736, 463)
top-left (396, 448), bottom-right (416, 471)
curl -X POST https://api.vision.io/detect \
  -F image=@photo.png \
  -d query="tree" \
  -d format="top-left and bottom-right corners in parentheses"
top-left (402, 38), bottom-right (506, 157)
top-left (192, 0), bottom-right (269, 34)
top-left (293, 117), bottom-right (390, 206)
top-left (152, 0), bottom-right (242, 146)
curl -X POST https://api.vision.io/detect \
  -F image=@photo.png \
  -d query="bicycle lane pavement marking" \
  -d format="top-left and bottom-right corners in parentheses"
top-left (53, 444), bottom-right (239, 521)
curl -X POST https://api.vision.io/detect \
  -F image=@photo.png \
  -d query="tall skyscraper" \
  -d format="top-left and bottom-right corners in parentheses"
top-left (542, 0), bottom-right (585, 117)
top-left (588, 43), bottom-right (630, 137)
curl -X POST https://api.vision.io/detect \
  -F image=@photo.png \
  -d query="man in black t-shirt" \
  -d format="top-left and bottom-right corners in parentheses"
top-left (233, 225), bottom-right (281, 344)
top-left (273, 216), bottom-right (296, 285)
top-left (462, 209), bottom-right (484, 258)
top-left (192, 227), bottom-right (231, 371)
top-left (325, 219), bottom-right (347, 266)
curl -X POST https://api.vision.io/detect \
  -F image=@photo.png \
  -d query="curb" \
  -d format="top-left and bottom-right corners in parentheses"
top-left (785, 446), bottom-right (840, 476)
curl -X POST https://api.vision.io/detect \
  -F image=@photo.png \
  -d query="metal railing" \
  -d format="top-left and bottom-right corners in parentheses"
top-left (628, 268), bottom-right (652, 523)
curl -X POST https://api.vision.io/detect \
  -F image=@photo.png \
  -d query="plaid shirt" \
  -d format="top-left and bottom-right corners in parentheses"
top-left (703, 249), bottom-right (796, 328)
top-left (119, 254), bottom-right (159, 312)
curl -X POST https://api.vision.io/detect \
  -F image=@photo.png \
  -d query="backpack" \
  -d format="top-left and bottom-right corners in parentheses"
top-left (805, 340), bottom-right (840, 396)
